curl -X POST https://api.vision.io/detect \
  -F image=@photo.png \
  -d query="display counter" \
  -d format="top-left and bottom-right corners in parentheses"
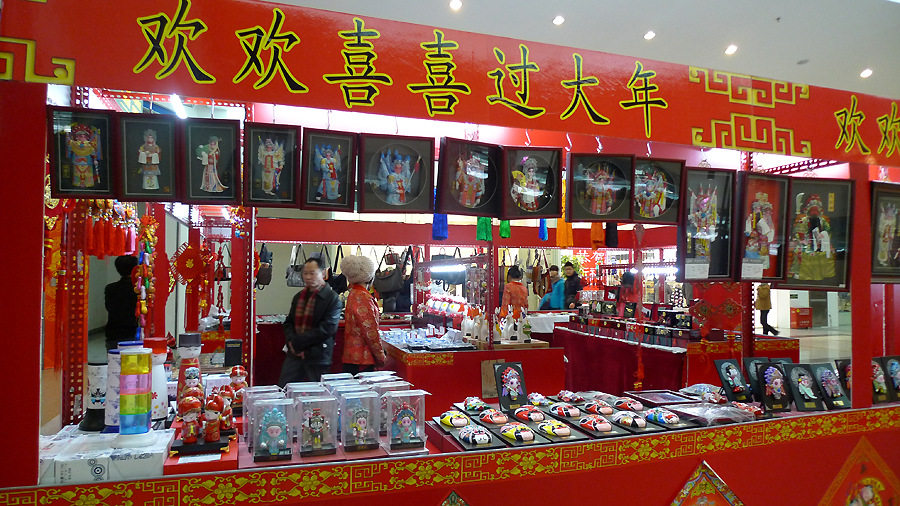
top-left (13, 405), bottom-right (900, 505)
top-left (383, 342), bottom-right (565, 418)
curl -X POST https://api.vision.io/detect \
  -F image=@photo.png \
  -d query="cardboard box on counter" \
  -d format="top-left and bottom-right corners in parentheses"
top-left (54, 429), bottom-right (175, 485)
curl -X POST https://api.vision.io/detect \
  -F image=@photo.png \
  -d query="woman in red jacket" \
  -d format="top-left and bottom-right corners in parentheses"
top-left (340, 255), bottom-right (387, 374)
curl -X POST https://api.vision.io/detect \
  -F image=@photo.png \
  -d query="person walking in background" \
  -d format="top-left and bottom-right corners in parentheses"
top-left (563, 261), bottom-right (583, 309)
top-left (539, 265), bottom-right (565, 310)
top-left (105, 255), bottom-right (139, 351)
top-left (278, 257), bottom-right (342, 386)
top-left (756, 282), bottom-right (779, 335)
top-left (340, 255), bottom-right (387, 375)
top-left (500, 265), bottom-right (528, 317)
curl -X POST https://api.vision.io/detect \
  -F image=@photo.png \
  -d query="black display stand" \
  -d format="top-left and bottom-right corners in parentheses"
top-left (171, 436), bottom-right (230, 456)
top-left (784, 364), bottom-right (826, 412)
top-left (835, 359), bottom-right (852, 399)
top-left (810, 362), bottom-right (851, 410)
top-left (871, 358), bottom-right (896, 405)
top-left (714, 358), bottom-right (752, 402)
top-left (743, 356), bottom-right (770, 403)
top-left (755, 362), bottom-right (792, 413)
top-left (880, 356), bottom-right (900, 402)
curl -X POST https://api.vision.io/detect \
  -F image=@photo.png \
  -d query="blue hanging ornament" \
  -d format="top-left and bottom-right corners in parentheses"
top-left (432, 189), bottom-right (448, 240)
top-left (476, 216), bottom-right (492, 241)
top-left (539, 219), bottom-right (548, 241)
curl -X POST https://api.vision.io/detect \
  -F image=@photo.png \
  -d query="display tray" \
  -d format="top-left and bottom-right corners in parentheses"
top-left (429, 417), bottom-right (508, 451)
top-left (622, 390), bottom-right (698, 407)
top-left (603, 412), bottom-right (666, 435)
top-left (170, 436), bottom-right (230, 456)
top-left (548, 413), bottom-right (631, 439)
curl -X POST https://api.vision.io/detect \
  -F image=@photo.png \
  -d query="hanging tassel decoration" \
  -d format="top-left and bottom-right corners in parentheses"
top-left (113, 223), bottom-right (126, 256)
top-left (432, 189), bottom-right (449, 240)
top-left (555, 218), bottom-right (573, 248)
top-left (590, 222), bottom-right (605, 249)
top-left (84, 214), bottom-right (94, 256)
top-left (93, 216), bottom-right (105, 259)
top-left (539, 219), bottom-right (548, 241)
top-left (499, 220), bottom-right (511, 238)
top-left (125, 226), bottom-right (136, 255)
top-left (476, 216), bottom-right (492, 241)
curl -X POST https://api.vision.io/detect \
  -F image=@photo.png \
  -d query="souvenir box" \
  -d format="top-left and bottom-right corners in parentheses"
top-left (372, 381), bottom-right (411, 434)
top-left (784, 363), bottom-right (826, 412)
top-left (678, 167), bottom-right (736, 281)
top-left (810, 362), bottom-right (850, 410)
top-left (243, 390), bottom-right (284, 448)
top-left (566, 153), bottom-right (634, 222)
top-left (252, 399), bottom-right (293, 462)
top-left (321, 373), bottom-right (355, 382)
top-left (668, 403), bottom-right (756, 426)
top-left (357, 133), bottom-right (434, 213)
top-left (383, 389), bottom-right (429, 453)
top-left (736, 172), bottom-right (790, 281)
top-left (500, 146), bottom-right (563, 220)
top-left (285, 383), bottom-right (328, 399)
top-left (299, 128), bottom-right (357, 212)
top-left (436, 137), bottom-right (502, 217)
top-left (340, 391), bottom-right (380, 451)
top-left (296, 396), bottom-right (338, 457)
top-left (632, 157), bottom-right (683, 224)
top-left (242, 122), bottom-right (301, 208)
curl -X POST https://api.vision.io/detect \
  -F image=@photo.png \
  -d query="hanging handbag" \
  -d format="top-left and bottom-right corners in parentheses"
top-left (523, 249), bottom-right (534, 285)
top-left (327, 245), bottom-right (349, 294)
top-left (534, 250), bottom-right (550, 296)
top-left (431, 246), bottom-right (465, 286)
top-left (256, 243), bottom-right (274, 289)
top-left (384, 246), bottom-right (401, 265)
top-left (373, 247), bottom-right (407, 295)
top-left (286, 244), bottom-right (305, 287)
top-left (307, 244), bottom-right (331, 281)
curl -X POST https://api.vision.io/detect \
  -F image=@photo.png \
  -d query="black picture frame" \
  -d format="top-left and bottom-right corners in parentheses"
top-left (243, 122), bottom-right (300, 208)
top-left (118, 113), bottom-right (178, 202)
top-left (300, 128), bottom-right (357, 212)
top-left (736, 172), bottom-right (790, 281)
top-left (878, 355), bottom-right (900, 402)
top-left (566, 153), bottom-right (633, 222)
top-left (784, 363), bottom-right (826, 412)
top-left (48, 106), bottom-right (116, 199)
top-left (678, 167), bottom-right (736, 281)
top-left (810, 362), bottom-right (850, 410)
top-left (358, 133), bottom-right (434, 213)
top-left (493, 362), bottom-right (528, 412)
top-left (779, 178), bottom-right (854, 290)
top-left (755, 362), bottom-right (792, 412)
top-left (182, 118), bottom-right (240, 205)
top-left (871, 358), bottom-right (895, 405)
top-left (834, 358), bottom-right (852, 399)
top-left (436, 137), bottom-right (502, 217)
top-left (631, 157), bottom-right (683, 224)
top-left (500, 147), bottom-right (563, 220)
top-left (870, 182), bottom-right (900, 283)
top-left (743, 356), bottom-right (770, 403)
top-left (713, 359), bottom-right (751, 403)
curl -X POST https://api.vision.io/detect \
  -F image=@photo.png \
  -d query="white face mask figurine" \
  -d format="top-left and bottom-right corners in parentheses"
top-left (181, 345), bottom-right (201, 360)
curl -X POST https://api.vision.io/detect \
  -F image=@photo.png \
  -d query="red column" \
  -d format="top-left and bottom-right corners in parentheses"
top-left (849, 163), bottom-right (873, 408)
top-left (0, 81), bottom-right (46, 487)
top-left (231, 207), bottom-right (249, 355)
top-left (871, 285), bottom-right (885, 356)
top-left (149, 203), bottom-right (168, 337)
top-left (185, 227), bottom-right (201, 331)
top-left (886, 285), bottom-right (900, 355)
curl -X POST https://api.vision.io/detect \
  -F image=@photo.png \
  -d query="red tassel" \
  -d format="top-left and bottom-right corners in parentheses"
top-left (84, 216), bottom-right (94, 255)
top-left (113, 225), bottom-right (126, 256)
top-left (125, 226), bottom-right (135, 254)
top-left (103, 219), bottom-right (112, 257)
top-left (94, 218), bottom-right (106, 259)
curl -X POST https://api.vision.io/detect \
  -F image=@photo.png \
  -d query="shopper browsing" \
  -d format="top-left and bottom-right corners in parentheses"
top-left (563, 262), bottom-right (583, 309)
top-left (539, 265), bottom-right (565, 310)
top-left (104, 255), bottom-right (140, 351)
top-left (278, 257), bottom-right (342, 386)
top-left (500, 265), bottom-right (528, 317)
top-left (340, 255), bottom-right (387, 375)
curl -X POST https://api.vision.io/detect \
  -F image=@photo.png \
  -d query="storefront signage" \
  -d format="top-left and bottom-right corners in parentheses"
top-left (1, 0), bottom-right (899, 165)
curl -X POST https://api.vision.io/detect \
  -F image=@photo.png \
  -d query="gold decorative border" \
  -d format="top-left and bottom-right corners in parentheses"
top-left (691, 113), bottom-right (812, 157)
top-left (688, 67), bottom-right (809, 108)
top-left (4, 407), bottom-right (899, 506)
top-left (754, 339), bottom-right (800, 352)
top-left (686, 342), bottom-right (738, 355)
top-left (404, 353), bottom-right (454, 367)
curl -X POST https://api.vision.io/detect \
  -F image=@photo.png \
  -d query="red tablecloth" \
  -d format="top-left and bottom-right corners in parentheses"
top-left (553, 326), bottom-right (686, 395)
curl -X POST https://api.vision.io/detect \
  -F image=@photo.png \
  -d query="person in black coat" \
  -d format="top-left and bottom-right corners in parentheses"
top-left (105, 256), bottom-right (139, 351)
top-left (278, 257), bottom-right (343, 386)
top-left (563, 261), bottom-right (583, 309)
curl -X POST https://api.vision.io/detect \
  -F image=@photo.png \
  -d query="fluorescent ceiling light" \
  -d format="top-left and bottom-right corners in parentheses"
top-left (170, 94), bottom-right (188, 119)
top-left (552, 15), bottom-right (565, 25)
top-left (860, 68), bottom-right (873, 78)
top-left (725, 45), bottom-right (738, 55)
top-left (449, 0), bottom-right (462, 10)
top-left (644, 31), bottom-right (656, 40)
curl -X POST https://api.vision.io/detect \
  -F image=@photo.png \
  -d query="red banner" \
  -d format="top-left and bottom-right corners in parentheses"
top-left (2, 0), bottom-right (899, 166)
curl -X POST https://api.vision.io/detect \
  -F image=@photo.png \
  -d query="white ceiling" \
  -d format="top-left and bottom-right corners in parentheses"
top-left (272, 0), bottom-right (900, 100)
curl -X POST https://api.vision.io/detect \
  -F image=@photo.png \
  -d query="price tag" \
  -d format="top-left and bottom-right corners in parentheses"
top-left (685, 262), bottom-right (710, 280)
top-left (178, 453), bottom-right (222, 464)
top-left (742, 261), bottom-right (764, 279)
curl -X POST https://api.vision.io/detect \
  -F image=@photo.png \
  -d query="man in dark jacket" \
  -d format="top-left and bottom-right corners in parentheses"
top-left (563, 261), bottom-right (583, 309)
top-left (105, 255), bottom-right (139, 351)
top-left (278, 257), bottom-right (342, 386)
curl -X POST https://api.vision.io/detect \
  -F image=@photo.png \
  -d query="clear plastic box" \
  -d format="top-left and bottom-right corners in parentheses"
top-left (340, 391), bottom-right (380, 451)
top-left (359, 375), bottom-right (402, 385)
top-left (382, 389), bottom-right (429, 452)
top-left (284, 382), bottom-right (323, 396)
top-left (371, 381), bottom-right (411, 433)
top-left (323, 379), bottom-right (361, 392)
top-left (320, 373), bottom-right (354, 382)
top-left (356, 371), bottom-right (395, 379)
top-left (296, 396), bottom-right (338, 457)
top-left (244, 391), bottom-right (284, 448)
top-left (253, 399), bottom-right (293, 462)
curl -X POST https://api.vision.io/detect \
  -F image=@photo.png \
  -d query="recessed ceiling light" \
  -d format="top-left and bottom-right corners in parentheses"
top-left (449, 0), bottom-right (462, 10)
top-left (553, 15), bottom-right (565, 25)
top-left (860, 68), bottom-right (873, 78)
top-left (644, 31), bottom-right (656, 40)
top-left (725, 45), bottom-right (738, 55)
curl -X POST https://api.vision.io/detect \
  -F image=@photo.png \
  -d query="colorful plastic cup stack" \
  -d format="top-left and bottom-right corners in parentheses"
top-left (113, 347), bottom-right (156, 448)
top-left (144, 337), bottom-right (169, 422)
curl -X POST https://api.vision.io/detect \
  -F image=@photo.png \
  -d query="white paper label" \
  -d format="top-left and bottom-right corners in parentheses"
top-left (685, 262), bottom-right (710, 280)
top-left (178, 453), bottom-right (222, 464)
top-left (741, 261), bottom-right (764, 279)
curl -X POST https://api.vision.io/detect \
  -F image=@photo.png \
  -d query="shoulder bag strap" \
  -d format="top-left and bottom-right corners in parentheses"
top-left (453, 246), bottom-right (462, 259)
top-left (333, 245), bottom-right (344, 272)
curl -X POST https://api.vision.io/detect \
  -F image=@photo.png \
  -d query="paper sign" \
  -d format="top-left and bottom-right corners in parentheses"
top-left (685, 262), bottom-right (710, 280)
top-left (741, 261), bottom-right (764, 279)
top-left (178, 453), bottom-right (222, 464)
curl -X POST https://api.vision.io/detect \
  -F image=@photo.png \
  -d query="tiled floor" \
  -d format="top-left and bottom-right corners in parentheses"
top-left (757, 324), bottom-right (852, 363)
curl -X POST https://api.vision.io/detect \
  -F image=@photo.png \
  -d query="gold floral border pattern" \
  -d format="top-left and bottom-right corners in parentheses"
top-left (754, 339), bottom-right (800, 352)
top-left (404, 353), bottom-right (454, 367)
top-left (3, 407), bottom-right (899, 506)
top-left (686, 342), bottom-right (738, 355)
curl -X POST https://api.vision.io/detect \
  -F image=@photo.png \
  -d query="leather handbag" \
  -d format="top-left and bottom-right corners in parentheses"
top-left (431, 247), bottom-right (465, 286)
top-left (384, 246), bottom-right (401, 265)
top-left (286, 244), bottom-right (305, 287)
top-left (256, 243), bottom-right (273, 289)
top-left (373, 247), bottom-right (408, 294)
top-left (327, 245), bottom-right (349, 294)
top-left (533, 250), bottom-right (550, 296)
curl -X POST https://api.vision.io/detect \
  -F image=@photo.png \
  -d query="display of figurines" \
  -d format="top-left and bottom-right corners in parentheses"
top-left (744, 192), bottom-right (776, 269)
top-left (230, 365), bottom-right (248, 414)
top-left (787, 193), bottom-right (836, 280)
top-left (377, 149), bottom-right (420, 205)
top-left (217, 385), bottom-right (235, 435)
top-left (391, 405), bottom-right (417, 444)
top-left (138, 129), bottom-right (161, 190)
top-left (314, 144), bottom-right (342, 201)
top-left (500, 366), bottom-right (524, 402)
top-left (688, 184), bottom-right (718, 259)
top-left (341, 391), bottom-right (379, 451)
top-left (176, 333), bottom-right (203, 414)
top-left (254, 399), bottom-right (293, 462)
top-left (764, 366), bottom-right (786, 399)
top-left (876, 202), bottom-right (898, 267)
top-left (180, 396), bottom-right (203, 444)
top-left (455, 150), bottom-right (487, 208)
top-left (204, 394), bottom-right (224, 443)
top-left (298, 395), bottom-right (337, 457)
top-left (197, 135), bottom-right (227, 193)
top-left (66, 123), bottom-right (102, 187)
top-left (258, 136), bottom-right (285, 196)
